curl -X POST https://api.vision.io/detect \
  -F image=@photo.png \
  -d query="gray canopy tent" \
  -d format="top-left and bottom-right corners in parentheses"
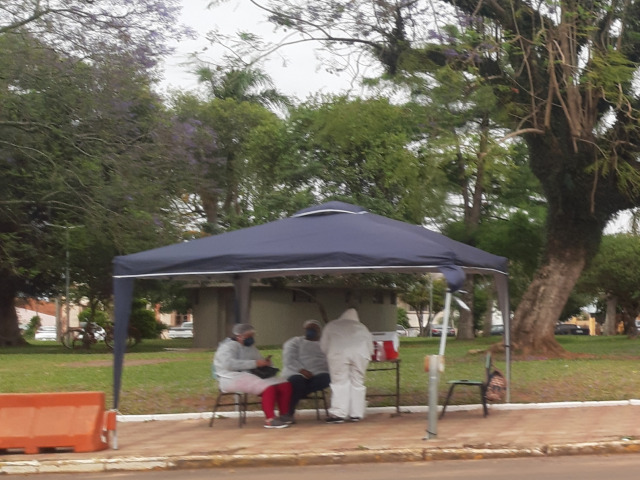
top-left (112, 202), bottom-right (510, 438)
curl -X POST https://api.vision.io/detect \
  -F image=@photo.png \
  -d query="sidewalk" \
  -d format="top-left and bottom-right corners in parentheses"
top-left (3, 401), bottom-right (640, 475)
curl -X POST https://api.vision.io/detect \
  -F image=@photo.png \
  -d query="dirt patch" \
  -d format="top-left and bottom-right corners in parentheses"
top-left (61, 358), bottom-right (189, 368)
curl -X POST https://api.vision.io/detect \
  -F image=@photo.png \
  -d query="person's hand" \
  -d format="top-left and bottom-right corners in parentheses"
top-left (256, 358), bottom-right (271, 367)
top-left (299, 369), bottom-right (312, 379)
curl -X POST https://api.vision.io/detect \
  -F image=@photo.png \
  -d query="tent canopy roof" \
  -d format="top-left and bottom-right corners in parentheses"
top-left (113, 201), bottom-right (508, 290)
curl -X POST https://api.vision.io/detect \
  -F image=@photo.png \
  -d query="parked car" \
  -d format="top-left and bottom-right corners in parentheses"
top-left (490, 325), bottom-right (505, 336)
top-left (168, 321), bottom-right (193, 339)
top-left (430, 325), bottom-right (456, 337)
top-left (34, 326), bottom-right (57, 341)
top-left (554, 323), bottom-right (590, 335)
top-left (396, 324), bottom-right (409, 337)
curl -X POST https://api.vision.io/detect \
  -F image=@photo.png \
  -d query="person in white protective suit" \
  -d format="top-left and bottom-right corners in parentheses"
top-left (280, 319), bottom-right (331, 424)
top-left (213, 323), bottom-right (292, 429)
top-left (320, 308), bottom-right (374, 423)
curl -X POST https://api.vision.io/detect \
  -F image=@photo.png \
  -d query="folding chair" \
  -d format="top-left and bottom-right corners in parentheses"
top-left (209, 390), bottom-right (261, 428)
top-left (301, 388), bottom-right (329, 420)
top-left (440, 352), bottom-right (492, 419)
top-left (210, 387), bottom-right (328, 426)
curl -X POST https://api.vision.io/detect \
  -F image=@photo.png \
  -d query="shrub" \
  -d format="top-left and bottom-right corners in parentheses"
top-left (78, 309), bottom-right (110, 328)
top-left (397, 308), bottom-right (410, 328)
top-left (130, 307), bottom-right (164, 339)
top-left (24, 316), bottom-right (41, 338)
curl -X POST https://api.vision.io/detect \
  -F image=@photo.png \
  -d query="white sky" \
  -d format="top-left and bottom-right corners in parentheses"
top-left (158, 0), bottom-right (362, 100)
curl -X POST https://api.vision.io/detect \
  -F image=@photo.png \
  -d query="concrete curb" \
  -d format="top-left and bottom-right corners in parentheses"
top-left (116, 399), bottom-right (640, 423)
top-left (3, 440), bottom-right (640, 475)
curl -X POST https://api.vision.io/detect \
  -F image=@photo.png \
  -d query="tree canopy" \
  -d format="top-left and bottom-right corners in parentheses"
top-left (0, 1), bottom-right (187, 345)
top-left (243, 0), bottom-right (640, 355)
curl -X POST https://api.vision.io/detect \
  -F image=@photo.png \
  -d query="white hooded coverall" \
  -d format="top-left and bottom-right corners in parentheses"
top-left (320, 308), bottom-right (374, 419)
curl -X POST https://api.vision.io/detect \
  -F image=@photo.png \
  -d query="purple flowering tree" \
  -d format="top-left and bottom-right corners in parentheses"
top-left (0, 1), bottom-right (190, 346)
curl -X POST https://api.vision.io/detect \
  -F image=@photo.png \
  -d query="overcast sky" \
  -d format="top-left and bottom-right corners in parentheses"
top-left (158, 0), bottom-right (361, 100)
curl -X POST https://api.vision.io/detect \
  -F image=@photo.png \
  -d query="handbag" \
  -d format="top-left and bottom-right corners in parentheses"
top-left (486, 369), bottom-right (507, 402)
top-left (250, 366), bottom-right (279, 379)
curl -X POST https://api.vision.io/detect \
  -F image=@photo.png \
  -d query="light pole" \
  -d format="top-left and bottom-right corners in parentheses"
top-left (64, 226), bottom-right (71, 333)
top-left (45, 222), bottom-right (79, 337)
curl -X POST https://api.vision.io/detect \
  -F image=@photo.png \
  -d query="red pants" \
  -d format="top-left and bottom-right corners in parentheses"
top-left (261, 382), bottom-right (292, 419)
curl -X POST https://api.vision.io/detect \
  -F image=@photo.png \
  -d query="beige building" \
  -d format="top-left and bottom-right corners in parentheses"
top-left (191, 283), bottom-right (398, 349)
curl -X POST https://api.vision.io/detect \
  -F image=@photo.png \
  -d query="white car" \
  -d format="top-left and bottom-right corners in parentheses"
top-left (396, 324), bottom-right (409, 337)
top-left (34, 326), bottom-right (57, 341)
top-left (168, 321), bottom-right (193, 339)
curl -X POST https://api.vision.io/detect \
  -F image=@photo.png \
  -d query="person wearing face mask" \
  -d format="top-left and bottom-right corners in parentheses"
top-left (280, 319), bottom-right (330, 424)
top-left (212, 323), bottom-right (292, 429)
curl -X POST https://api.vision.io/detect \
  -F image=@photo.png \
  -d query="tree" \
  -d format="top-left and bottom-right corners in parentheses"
top-left (170, 91), bottom-right (286, 232)
top-left (286, 95), bottom-right (449, 223)
top-left (195, 66), bottom-right (290, 112)
top-left (399, 275), bottom-right (446, 336)
top-left (252, 0), bottom-right (640, 355)
top-left (0, 2), bottom-right (186, 346)
top-left (577, 234), bottom-right (640, 336)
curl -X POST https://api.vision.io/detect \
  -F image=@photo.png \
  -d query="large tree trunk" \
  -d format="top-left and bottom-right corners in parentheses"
top-left (512, 241), bottom-right (588, 356)
top-left (482, 283), bottom-right (495, 337)
top-left (0, 282), bottom-right (26, 347)
top-left (457, 277), bottom-right (475, 340)
top-left (200, 190), bottom-right (219, 230)
top-left (603, 295), bottom-right (618, 336)
top-left (514, 122), bottom-right (631, 356)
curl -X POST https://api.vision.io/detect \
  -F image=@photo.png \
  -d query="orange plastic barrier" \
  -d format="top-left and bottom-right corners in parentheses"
top-left (0, 391), bottom-right (116, 454)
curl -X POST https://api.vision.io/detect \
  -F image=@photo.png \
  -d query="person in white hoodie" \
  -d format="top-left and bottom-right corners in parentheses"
top-left (320, 308), bottom-right (374, 423)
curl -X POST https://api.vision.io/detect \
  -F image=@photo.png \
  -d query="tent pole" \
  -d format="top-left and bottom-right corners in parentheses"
top-left (233, 275), bottom-right (251, 324)
top-left (438, 291), bottom-right (453, 356)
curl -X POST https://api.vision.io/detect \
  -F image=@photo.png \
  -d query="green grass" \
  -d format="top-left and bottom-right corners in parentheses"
top-left (2, 336), bottom-right (640, 414)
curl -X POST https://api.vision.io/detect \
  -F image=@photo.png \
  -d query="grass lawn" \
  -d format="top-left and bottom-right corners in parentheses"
top-left (2, 335), bottom-right (640, 415)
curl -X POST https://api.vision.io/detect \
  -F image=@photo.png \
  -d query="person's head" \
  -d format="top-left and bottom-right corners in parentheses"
top-left (232, 323), bottom-right (256, 347)
top-left (303, 319), bottom-right (322, 341)
top-left (338, 308), bottom-right (360, 322)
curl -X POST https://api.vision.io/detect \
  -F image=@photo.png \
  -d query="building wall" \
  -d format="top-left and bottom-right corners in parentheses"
top-left (191, 285), bottom-right (398, 349)
top-left (191, 286), bottom-right (235, 349)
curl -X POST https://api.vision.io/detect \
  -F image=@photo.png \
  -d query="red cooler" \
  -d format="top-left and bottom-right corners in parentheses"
top-left (371, 332), bottom-right (399, 361)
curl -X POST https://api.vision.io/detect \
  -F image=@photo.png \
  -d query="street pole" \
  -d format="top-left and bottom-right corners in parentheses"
top-left (44, 222), bottom-right (78, 338)
top-left (65, 226), bottom-right (70, 333)
top-left (424, 354), bottom-right (442, 440)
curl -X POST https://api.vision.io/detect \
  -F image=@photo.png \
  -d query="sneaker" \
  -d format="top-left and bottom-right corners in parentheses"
top-left (264, 418), bottom-right (289, 429)
top-left (349, 417), bottom-right (361, 422)
top-left (279, 414), bottom-right (296, 425)
top-left (325, 416), bottom-right (345, 424)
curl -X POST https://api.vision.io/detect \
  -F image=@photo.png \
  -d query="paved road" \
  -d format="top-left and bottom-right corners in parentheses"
top-left (13, 455), bottom-right (640, 480)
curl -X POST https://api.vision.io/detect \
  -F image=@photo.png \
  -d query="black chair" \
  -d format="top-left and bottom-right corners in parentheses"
top-left (209, 390), bottom-right (262, 428)
top-left (209, 387), bottom-right (329, 427)
top-left (440, 352), bottom-right (493, 419)
top-left (301, 388), bottom-right (329, 420)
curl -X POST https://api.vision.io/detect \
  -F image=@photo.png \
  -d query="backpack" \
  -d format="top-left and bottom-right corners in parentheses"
top-left (485, 369), bottom-right (507, 402)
